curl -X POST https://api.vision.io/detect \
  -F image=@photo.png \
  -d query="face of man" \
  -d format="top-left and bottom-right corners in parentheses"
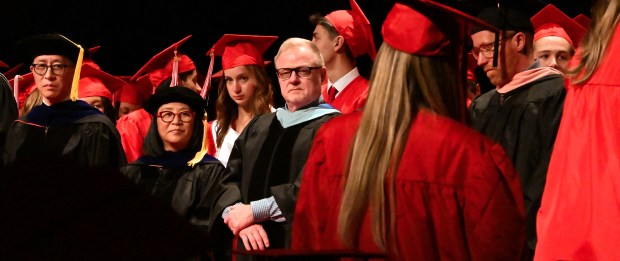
top-left (471, 30), bottom-right (522, 88)
top-left (533, 36), bottom-right (573, 73)
top-left (312, 25), bottom-right (337, 66)
top-left (31, 55), bottom-right (75, 105)
top-left (275, 45), bottom-right (325, 112)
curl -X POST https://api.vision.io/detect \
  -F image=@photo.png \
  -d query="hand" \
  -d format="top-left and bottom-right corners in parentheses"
top-left (239, 224), bottom-right (270, 251)
top-left (224, 204), bottom-right (254, 235)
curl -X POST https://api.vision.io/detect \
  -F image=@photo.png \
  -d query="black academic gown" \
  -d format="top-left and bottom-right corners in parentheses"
top-left (469, 72), bottom-right (566, 253)
top-left (121, 151), bottom-right (225, 233)
top-left (0, 73), bottom-right (18, 164)
top-left (211, 110), bottom-right (339, 261)
top-left (3, 100), bottom-right (126, 169)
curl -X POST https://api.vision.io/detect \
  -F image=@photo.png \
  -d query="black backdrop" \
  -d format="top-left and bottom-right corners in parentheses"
top-left (1, 0), bottom-right (593, 108)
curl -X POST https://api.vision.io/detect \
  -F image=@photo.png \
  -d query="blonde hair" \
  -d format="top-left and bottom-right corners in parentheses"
top-left (274, 37), bottom-right (325, 67)
top-left (569, 0), bottom-right (620, 84)
top-left (20, 88), bottom-right (43, 117)
top-left (338, 43), bottom-right (464, 254)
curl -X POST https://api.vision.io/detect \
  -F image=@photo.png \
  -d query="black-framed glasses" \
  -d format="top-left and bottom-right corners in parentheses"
top-left (275, 66), bottom-right (321, 80)
top-left (31, 63), bottom-right (70, 76)
top-left (157, 111), bottom-right (195, 123)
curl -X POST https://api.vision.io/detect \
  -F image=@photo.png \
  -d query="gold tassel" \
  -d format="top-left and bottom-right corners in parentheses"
top-left (59, 35), bottom-right (84, 101)
top-left (187, 112), bottom-right (209, 167)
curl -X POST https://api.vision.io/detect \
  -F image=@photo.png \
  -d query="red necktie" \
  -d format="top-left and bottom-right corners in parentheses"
top-left (327, 87), bottom-right (339, 103)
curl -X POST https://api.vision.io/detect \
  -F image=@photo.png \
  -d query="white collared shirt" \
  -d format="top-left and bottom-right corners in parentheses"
top-left (327, 67), bottom-right (360, 99)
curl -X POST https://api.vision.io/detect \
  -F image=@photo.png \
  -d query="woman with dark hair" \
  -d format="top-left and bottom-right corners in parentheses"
top-left (120, 86), bottom-right (225, 234)
top-left (117, 35), bottom-right (201, 163)
top-left (292, 2), bottom-right (525, 260)
top-left (206, 34), bottom-right (276, 166)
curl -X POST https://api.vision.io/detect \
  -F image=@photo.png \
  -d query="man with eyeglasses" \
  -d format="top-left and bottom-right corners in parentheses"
top-left (469, 6), bottom-right (566, 259)
top-left (309, 0), bottom-right (376, 114)
top-left (3, 34), bottom-right (126, 169)
top-left (211, 38), bottom-right (340, 259)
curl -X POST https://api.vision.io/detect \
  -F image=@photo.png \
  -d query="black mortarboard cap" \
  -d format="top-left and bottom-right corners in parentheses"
top-left (15, 33), bottom-right (89, 64)
top-left (144, 86), bottom-right (206, 116)
top-left (472, 7), bottom-right (534, 34)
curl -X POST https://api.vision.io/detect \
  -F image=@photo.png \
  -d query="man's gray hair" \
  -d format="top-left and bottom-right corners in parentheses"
top-left (274, 38), bottom-right (325, 67)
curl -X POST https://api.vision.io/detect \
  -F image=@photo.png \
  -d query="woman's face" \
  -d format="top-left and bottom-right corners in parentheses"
top-left (224, 66), bottom-right (258, 109)
top-left (156, 102), bottom-right (195, 152)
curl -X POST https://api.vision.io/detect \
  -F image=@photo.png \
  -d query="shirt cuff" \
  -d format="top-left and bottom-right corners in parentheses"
top-left (221, 202), bottom-right (243, 219)
top-left (250, 196), bottom-right (285, 223)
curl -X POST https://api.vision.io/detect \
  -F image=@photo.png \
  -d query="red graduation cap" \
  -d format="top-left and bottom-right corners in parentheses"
top-left (382, 0), bottom-right (497, 56)
top-left (211, 34), bottom-right (278, 71)
top-left (116, 75), bottom-right (153, 106)
top-left (0, 60), bottom-right (7, 68)
top-left (325, 0), bottom-right (377, 60)
top-left (9, 72), bottom-right (36, 110)
top-left (531, 4), bottom-right (587, 48)
top-left (78, 63), bottom-right (125, 100)
top-left (130, 35), bottom-right (195, 88)
top-left (573, 14), bottom-right (592, 29)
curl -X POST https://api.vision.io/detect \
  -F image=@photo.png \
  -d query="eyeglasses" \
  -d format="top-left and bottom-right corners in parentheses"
top-left (157, 111), bottom-right (195, 123)
top-left (471, 42), bottom-right (496, 61)
top-left (471, 33), bottom-right (517, 61)
top-left (275, 66), bottom-right (321, 80)
top-left (31, 63), bottom-right (70, 76)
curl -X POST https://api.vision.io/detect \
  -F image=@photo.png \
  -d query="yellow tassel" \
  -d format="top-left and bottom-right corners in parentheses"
top-left (59, 35), bottom-right (84, 102)
top-left (187, 112), bottom-right (209, 167)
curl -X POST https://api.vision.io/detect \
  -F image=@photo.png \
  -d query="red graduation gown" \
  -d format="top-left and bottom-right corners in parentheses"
top-left (116, 108), bottom-right (151, 163)
top-left (322, 75), bottom-right (369, 114)
top-left (535, 24), bottom-right (620, 261)
top-left (293, 110), bottom-right (525, 260)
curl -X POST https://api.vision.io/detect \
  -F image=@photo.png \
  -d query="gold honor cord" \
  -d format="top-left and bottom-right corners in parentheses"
top-left (187, 112), bottom-right (210, 168)
top-left (59, 34), bottom-right (84, 101)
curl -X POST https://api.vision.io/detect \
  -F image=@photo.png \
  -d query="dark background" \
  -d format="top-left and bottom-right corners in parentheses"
top-left (1, 0), bottom-right (593, 107)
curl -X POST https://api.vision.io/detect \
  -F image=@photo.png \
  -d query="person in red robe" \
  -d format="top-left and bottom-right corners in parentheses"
top-left (535, 1), bottom-right (620, 260)
top-left (292, 2), bottom-right (526, 260)
top-left (310, 0), bottom-right (376, 114)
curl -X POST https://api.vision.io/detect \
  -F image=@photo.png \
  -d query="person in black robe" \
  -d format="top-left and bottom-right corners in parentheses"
top-left (210, 38), bottom-right (340, 260)
top-left (469, 6), bottom-right (566, 258)
top-left (0, 73), bottom-right (18, 164)
top-left (3, 34), bottom-right (125, 169)
top-left (120, 86), bottom-right (225, 259)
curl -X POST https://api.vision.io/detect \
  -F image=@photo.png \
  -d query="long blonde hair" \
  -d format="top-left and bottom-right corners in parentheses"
top-left (569, 0), bottom-right (620, 84)
top-left (338, 43), bottom-right (464, 253)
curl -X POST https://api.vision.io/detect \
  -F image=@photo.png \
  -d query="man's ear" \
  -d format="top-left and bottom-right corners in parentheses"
top-left (320, 66), bottom-right (327, 82)
top-left (513, 32), bottom-right (527, 52)
top-left (334, 35), bottom-right (345, 52)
